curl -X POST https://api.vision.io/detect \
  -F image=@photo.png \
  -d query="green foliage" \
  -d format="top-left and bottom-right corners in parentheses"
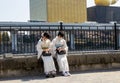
top-left (0, 32), bottom-right (2, 43)
top-left (2, 32), bottom-right (10, 42)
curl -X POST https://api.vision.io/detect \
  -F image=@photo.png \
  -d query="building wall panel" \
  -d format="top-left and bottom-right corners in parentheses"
top-left (30, 0), bottom-right (47, 21)
top-left (47, 0), bottom-right (87, 23)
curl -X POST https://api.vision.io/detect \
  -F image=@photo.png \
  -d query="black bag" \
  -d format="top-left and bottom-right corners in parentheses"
top-left (42, 51), bottom-right (51, 56)
top-left (56, 50), bottom-right (66, 55)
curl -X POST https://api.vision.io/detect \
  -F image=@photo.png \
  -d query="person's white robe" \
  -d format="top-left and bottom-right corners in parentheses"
top-left (36, 39), bottom-right (56, 74)
top-left (52, 37), bottom-right (69, 72)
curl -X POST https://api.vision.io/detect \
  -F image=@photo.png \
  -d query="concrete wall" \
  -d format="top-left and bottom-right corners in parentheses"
top-left (0, 52), bottom-right (120, 77)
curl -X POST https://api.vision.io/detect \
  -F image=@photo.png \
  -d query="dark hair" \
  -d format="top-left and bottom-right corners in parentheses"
top-left (43, 32), bottom-right (51, 39)
top-left (57, 31), bottom-right (64, 37)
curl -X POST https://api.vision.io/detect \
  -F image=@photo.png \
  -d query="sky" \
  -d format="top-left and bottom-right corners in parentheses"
top-left (0, 0), bottom-right (120, 22)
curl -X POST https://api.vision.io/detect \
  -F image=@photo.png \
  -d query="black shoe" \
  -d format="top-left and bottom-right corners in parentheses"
top-left (45, 75), bottom-right (50, 78)
top-left (52, 74), bottom-right (56, 77)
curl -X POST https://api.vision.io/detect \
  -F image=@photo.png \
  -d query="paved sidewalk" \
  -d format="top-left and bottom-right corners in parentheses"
top-left (0, 69), bottom-right (120, 83)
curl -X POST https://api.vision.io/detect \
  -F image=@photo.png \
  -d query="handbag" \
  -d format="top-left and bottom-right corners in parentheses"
top-left (56, 50), bottom-right (66, 55)
top-left (42, 51), bottom-right (51, 56)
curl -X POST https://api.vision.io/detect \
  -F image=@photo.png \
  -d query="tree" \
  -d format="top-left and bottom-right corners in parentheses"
top-left (0, 32), bottom-right (2, 43)
top-left (2, 32), bottom-right (10, 43)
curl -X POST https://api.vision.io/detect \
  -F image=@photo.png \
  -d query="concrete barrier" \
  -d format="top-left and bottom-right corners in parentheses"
top-left (0, 51), bottom-right (120, 77)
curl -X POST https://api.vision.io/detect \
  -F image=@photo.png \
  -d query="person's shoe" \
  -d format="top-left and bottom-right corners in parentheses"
top-left (52, 74), bottom-right (56, 77)
top-left (62, 72), bottom-right (68, 76)
top-left (66, 72), bottom-right (71, 76)
top-left (45, 74), bottom-right (50, 78)
top-left (51, 71), bottom-right (56, 77)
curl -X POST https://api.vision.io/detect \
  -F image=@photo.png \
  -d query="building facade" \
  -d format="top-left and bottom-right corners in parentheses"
top-left (30, 0), bottom-right (87, 23)
top-left (87, 6), bottom-right (120, 23)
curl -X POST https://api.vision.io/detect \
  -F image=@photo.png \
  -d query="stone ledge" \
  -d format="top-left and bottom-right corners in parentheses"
top-left (0, 52), bottom-right (120, 77)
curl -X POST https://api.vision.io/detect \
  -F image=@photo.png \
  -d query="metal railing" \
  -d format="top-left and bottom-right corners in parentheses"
top-left (0, 22), bottom-right (120, 54)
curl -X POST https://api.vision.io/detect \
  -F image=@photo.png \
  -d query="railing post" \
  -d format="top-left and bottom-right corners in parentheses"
top-left (114, 22), bottom-right (119, 50)
top-left (59, 21), bottom-right (63, 30)
top-left (11, 29), bottom-right (18, 53)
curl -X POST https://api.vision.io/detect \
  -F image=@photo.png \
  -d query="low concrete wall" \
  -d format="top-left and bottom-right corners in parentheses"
top-left (0, 51), bottom-right (120, 77)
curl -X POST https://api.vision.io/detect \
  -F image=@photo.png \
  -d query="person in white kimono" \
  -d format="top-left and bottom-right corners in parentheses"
top-left (52, 31), bottom-right (71, 76)
top-left (36, 32), bottom-right (56, 78)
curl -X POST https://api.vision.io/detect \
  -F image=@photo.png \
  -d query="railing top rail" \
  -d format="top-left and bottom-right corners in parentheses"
top-left (0, 22), bottom-right (60, 27)
top-left (0, 22), bottom-right (119, 30)
top-left (0, 22), bottom-right (118, 27)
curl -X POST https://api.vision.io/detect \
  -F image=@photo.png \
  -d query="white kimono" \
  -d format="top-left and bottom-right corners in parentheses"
top-left (36, 39), bottom-right (56, 74)
top-left (52, 37), bottom-right (69, 72)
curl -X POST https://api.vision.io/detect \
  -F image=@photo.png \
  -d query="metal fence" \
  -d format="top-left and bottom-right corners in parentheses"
top-left (0, 22), bottom-right (120, 54)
